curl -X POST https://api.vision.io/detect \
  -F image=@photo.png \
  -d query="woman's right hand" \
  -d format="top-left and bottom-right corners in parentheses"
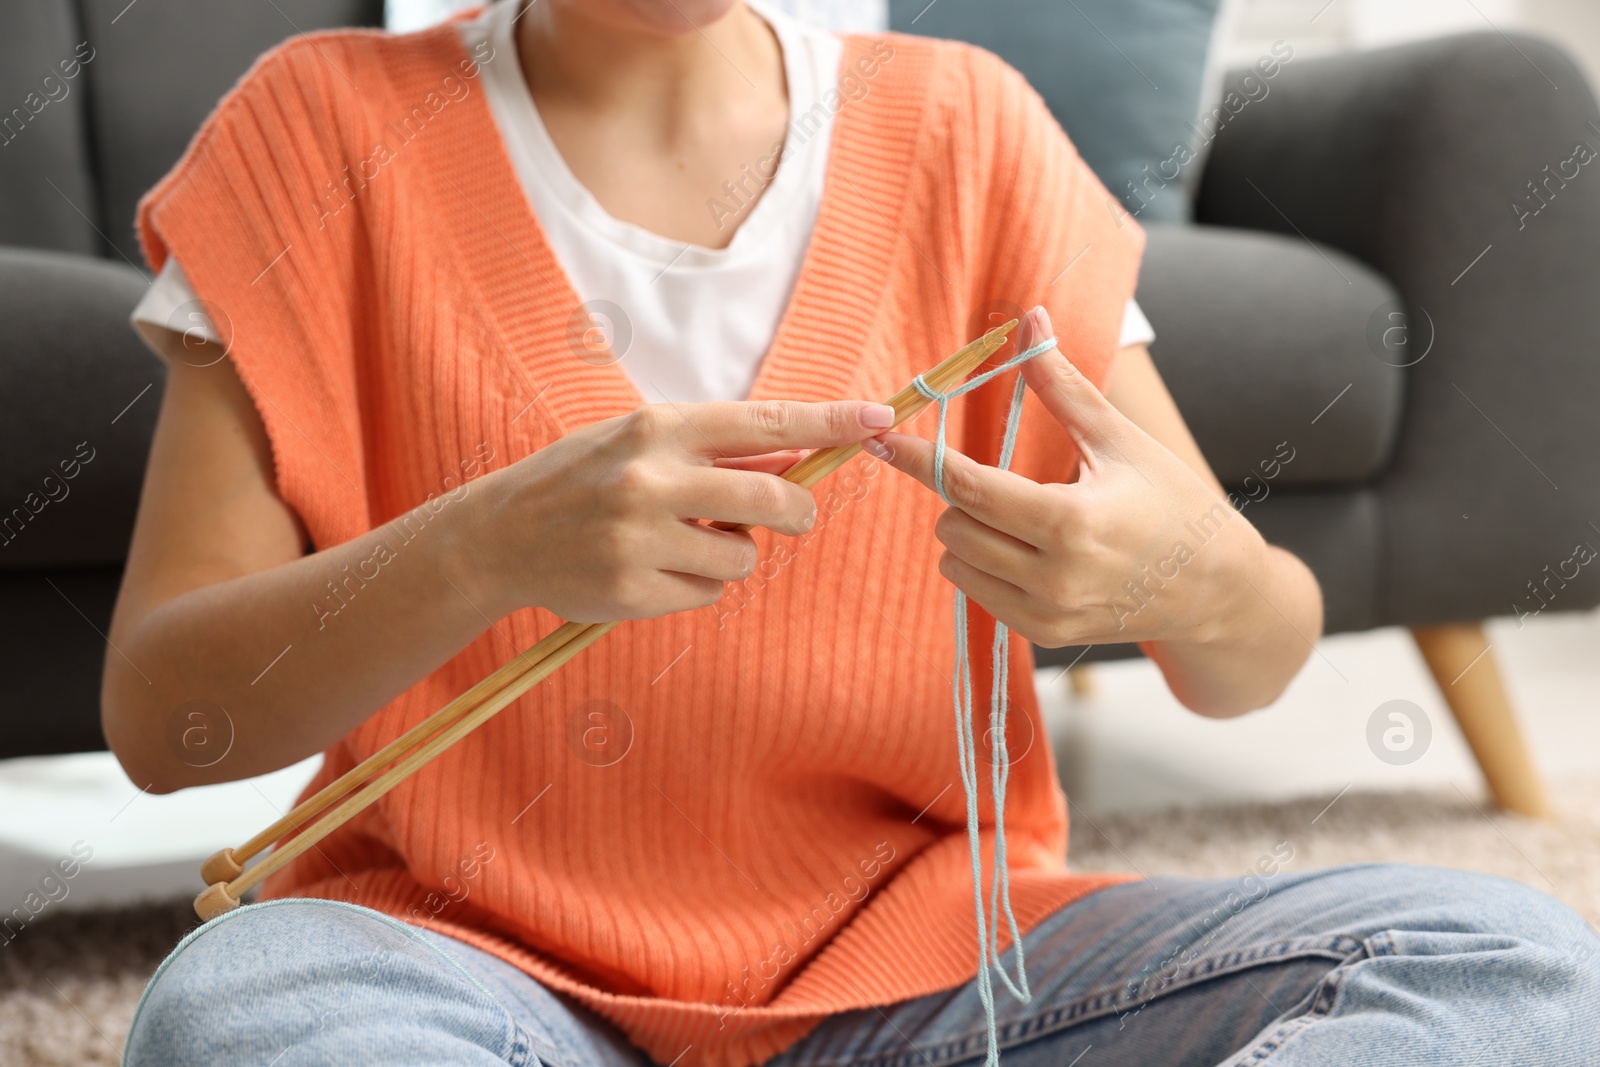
top-left (452, 400), bottom-right (897, 623)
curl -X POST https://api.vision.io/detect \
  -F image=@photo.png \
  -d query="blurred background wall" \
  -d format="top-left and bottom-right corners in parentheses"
top-left (384, 0), bottom-right (1600, 100)
top-left (1223, 0), bottom-right (1600, 90)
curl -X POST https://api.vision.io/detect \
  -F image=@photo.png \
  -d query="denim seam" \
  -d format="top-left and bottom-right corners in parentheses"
top-left (508, 1022), bottom-right (538, 1066)
top-left (453, 944), bottom-right (581, 1067)
top-left (1224, 1015), bottom-right (1318, 1066)
top-left (1365, 930), bottom-right (1401, 958)
top-left (122, 897), bottom-right (525, 1066)
top-left (1223, 938), bottom-right (1367, 1065)
top-left (803, 934), bottom-right (1366, 1067)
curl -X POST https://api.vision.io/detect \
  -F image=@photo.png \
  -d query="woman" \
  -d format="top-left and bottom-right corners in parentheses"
top-left (109, 1), bottom-right (1598, 1064)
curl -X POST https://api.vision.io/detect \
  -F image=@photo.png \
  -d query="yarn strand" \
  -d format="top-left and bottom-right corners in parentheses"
top-left (911, 337), bottom-right (1056, 1067)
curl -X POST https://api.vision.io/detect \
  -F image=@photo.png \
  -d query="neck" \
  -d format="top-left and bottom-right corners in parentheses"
top-left (516, 1), bottom-right (781, 142)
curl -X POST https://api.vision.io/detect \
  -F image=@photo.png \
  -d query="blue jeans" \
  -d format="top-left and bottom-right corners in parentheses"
top-left (124, 864), bottom-right (1600, 1066)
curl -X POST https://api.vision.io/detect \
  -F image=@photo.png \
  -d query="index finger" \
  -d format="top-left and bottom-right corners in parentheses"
top-left (658, 400), bottom-right (897, 459)
top-left (873, 431), bottom-right (1060, 547)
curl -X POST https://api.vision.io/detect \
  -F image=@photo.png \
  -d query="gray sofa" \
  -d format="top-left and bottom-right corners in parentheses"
top-left (0, 0), bottom-right (383, 757)
top-left (4, 4), bottom-right (1597, 814)
top-left (898, 10), bottom-right (1600, 815)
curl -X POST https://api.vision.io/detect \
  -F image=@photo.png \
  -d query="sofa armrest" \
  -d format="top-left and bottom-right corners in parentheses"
top-left (1196, 32), bottom-right (1600, 625)
top-left (0, 246), bottom-right (164, 568)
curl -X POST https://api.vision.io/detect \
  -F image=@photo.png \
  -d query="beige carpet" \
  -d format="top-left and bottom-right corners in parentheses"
top-left (5, 778), bottom-right (1597, 1066)
top-left (1064, 777), bottom-right (1600, 926)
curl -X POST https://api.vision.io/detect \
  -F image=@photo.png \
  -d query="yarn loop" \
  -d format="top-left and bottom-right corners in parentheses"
top-left (911, 335), bottom-right (1058, 1067)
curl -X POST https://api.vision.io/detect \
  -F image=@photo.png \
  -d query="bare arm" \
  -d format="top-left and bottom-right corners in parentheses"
top-left (1103, 344), bottom-right (1324, 716)
top-left (105, 331), bottom-right (896, 792)
top-left (104, 334), bottom-right (502, 791)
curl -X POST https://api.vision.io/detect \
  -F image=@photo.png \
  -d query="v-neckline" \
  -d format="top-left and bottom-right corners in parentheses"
top-left (487, 0), bottom-right (816, 275)
top-left (419, 25), bottom-right (931, 435)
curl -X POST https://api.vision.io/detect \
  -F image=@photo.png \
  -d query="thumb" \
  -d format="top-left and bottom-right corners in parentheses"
top-left (1017, 305), bottom-right (1128, 460)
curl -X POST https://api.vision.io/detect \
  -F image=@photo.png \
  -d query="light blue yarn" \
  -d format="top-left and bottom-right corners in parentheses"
top-left (912, 336), bottom-right (1057, 1067)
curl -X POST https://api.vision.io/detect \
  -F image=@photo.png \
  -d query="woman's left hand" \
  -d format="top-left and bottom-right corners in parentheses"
top-left (868, 307), bottom-right (1269, 652)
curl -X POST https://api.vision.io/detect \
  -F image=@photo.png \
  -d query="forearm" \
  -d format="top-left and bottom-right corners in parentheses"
top-left (1142, 536), bottom-right (1324, 718)
top-left (104, 384), bottom-right (885, 794)
top-left (103, 499), bottom-right (493, 792)
top-left (1104, 343), bottom-right (1324, 715)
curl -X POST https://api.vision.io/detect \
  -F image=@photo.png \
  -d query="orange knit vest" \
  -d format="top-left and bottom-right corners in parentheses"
top-left (137, 20), bottom-right (1144, 1067)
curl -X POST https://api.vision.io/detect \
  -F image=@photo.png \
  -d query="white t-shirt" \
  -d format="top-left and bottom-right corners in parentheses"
top-left (132, 0), bottom-right (1154, 402)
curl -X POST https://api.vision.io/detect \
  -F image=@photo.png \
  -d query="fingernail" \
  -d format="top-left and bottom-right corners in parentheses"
top-left (859, 404), bottom-right (896, 430)
top-left (862, 437), bottom-right (892, 460)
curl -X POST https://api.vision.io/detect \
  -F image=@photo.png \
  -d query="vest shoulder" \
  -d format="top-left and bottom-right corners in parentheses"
top-left (155, 25), bottom-right (473, 193)
top-left (179, 24), bottom-right (473, 152)
top-left (866, 33), bottom-right (1039, 102)
top-left (848, 33), bottom-right (1056, 144)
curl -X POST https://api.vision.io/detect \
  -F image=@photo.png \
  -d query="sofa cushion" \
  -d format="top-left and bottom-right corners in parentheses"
top-left (0, 2), bottom-right (100, 255)
top-left (889, 0), bottom-right (1225, 223)
top-left (0, 248), bottom-right (164, 568)
top-left (77, 0), bottom-right (385, 253)
top-left (0, 567), bottom-right (121, 755)
top-left (1136, 224), bottom-right (1406, 490)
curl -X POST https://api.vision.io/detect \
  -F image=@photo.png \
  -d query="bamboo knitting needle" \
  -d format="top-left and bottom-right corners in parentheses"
top-left (203, 318), bottom-right (1015, 883)
top-left (194, 320), bottom-right (1019, 921)
top-left (196, 620), bottom-right (590, 886)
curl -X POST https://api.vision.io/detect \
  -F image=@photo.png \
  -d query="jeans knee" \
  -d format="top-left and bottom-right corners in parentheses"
top-left (125, 903), bottom-right (269, 1065)
top-left (1414, 867), bottom-right (1586, 935)
top-left (1344, 865), bottom-right (1600, 977)
top-left (1465, 874), bottom-right (1600, 976)
top-left (125, 899), bottom-right (478, 1066)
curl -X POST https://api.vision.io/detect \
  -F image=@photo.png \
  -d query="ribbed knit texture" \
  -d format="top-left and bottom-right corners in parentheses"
top-left (136, 21), bottom-right (1144, 1067)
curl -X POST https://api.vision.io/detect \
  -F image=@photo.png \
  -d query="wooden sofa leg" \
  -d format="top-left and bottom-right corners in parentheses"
top-left (1410, 623), bottom-right (1551, 818)
top-left (1068, 666), bottom-right (1095, 698)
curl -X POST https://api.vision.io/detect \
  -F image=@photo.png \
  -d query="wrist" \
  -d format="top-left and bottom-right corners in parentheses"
top-left (432, 472), bottom-right (514, 623)
top-left (1183, 506), bottom-right (1274, 649)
